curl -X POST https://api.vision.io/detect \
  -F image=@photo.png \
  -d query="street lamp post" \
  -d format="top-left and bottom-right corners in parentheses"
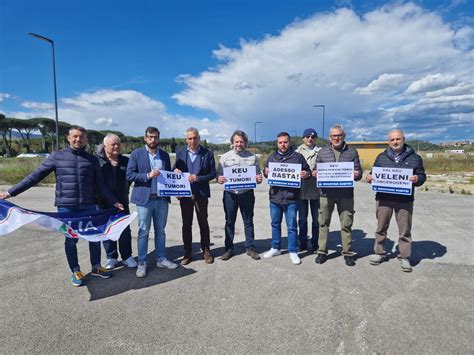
top-left (254, 121), bottom-right (262, 144)
top-left (313, 104), bottom-right (325, 140)
top-left (29, 32), bottom-right (59, 151)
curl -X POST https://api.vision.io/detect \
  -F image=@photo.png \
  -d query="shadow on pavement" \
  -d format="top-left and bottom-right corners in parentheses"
top-left (395, 240), bottom-right (447, 266)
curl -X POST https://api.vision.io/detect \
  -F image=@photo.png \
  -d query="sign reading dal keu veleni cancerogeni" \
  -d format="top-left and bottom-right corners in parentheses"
top-left (223, 166), bottom-right (257, 190)
top-left (316, 162), bottom-right (354, 188)
top-left (156, 170), bottom-right (192, 196)
top-left (371, 167), bottom-right (413, 196)
top-left (267, 162), bottom-right (301, 188)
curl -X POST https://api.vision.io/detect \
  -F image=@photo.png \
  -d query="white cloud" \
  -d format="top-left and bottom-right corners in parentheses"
top-left (94, 117), bottom-right (118, 127)
top-left (21, 101), bottom-right (54, 110)
top-left (173, 3), bottom-right (473, 141)
top-left (0, 93), bottom-right (11, 102)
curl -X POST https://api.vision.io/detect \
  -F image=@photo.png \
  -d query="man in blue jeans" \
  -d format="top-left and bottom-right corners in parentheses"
top-left (127, 126), bottom-right (178, 278)
top-left (216, 130), bottom-right (263, 260)
top-left (263, 132), bottom-right (310, 265)
top-left (0, 126), bottom-right (122, 287)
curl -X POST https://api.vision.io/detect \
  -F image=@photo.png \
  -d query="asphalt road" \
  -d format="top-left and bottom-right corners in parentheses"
top-left (0, 182), bottom-right (472, 354)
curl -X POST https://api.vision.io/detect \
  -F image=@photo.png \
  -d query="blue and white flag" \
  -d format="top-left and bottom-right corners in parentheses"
top-left (0, 200), bottom-right (137, 242)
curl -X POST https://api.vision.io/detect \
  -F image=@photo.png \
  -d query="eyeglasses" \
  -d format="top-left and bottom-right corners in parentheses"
top-left (304, 135), bottom-right (316, 139)
top-left (330, 134), bottom-right (344, 139)
top-left (146, 135), bottom-right (159, 140)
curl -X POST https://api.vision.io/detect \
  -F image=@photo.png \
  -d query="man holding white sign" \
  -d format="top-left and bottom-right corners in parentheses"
top-left (263, 132), bottom-right (310, 265)
top-left (366, 129), bottom-right (426, 272)
top-left (127, 127), bottom-right (178, 278)
top-left (217, 130), bottom-right (263, 260)
top-left (314, 124), bottom-right (362, 266)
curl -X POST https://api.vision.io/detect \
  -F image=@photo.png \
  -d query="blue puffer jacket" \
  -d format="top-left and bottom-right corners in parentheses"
top-left (8, 147), bottom-right (117, 207)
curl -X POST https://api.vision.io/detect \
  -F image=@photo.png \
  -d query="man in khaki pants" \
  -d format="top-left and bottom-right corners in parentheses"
top-left (366, 129), bottom-right (426, 272)
top-left (313, 124), bottom-right (362, 266)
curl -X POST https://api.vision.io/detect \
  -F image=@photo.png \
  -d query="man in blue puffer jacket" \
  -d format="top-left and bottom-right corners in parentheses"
top-left (366, 129), bottom-right (426, 272)
top-left (0, 126), bottom-right (122, 287)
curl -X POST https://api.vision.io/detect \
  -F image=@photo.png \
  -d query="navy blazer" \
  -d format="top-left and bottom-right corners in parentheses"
top-left (127, 146), bottom-right (171, 205)
top-left (173, 146), bottom-right (216, 198)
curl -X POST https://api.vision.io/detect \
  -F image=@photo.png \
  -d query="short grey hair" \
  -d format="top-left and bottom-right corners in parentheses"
top-left (103, 133), bottom-right (120, 145)
top-left (388, 129), bottom-right (405, 138)
top-left (329, 124), bottom-right (345, 134)
top-left (186, 127), bottom-right (199, 136)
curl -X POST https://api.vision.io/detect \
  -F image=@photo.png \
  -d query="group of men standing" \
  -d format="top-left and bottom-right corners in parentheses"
top-left (0, 123), bottom-right (425, 287)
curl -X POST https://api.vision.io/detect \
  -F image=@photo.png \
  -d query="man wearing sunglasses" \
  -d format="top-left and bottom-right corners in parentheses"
top-left (295, 128), bottom-right (321, 253)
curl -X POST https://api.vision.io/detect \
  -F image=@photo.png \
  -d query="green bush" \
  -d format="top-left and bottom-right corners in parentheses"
top-left (0, 158), bottom-right (55, 185)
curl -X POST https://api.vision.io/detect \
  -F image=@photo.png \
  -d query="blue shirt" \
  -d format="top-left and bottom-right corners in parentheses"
top-left (147, 149), bottom-right (163, 195)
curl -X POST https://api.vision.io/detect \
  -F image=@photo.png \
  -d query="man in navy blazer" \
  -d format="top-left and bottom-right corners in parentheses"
top-left (127, 126), bottom-right (178, 278)
top-left (174, 127), bottom-right (216, 265)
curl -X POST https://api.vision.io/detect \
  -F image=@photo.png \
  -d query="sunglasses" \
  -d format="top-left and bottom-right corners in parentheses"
top-left (304, 135), bottom-right (316, 139)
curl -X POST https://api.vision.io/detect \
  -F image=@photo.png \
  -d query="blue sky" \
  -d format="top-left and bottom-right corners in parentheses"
top-left (1, 0), bottom-right (473, 143)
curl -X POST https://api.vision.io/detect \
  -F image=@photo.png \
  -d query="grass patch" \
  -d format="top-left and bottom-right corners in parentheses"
top-left (0, 158), bottom-right (56, 185)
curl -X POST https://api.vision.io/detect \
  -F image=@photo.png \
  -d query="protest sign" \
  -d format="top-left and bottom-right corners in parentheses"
top-left (223, 166), bottom-right (257, 190)
top-left (316, 162), bottom-right (354, 188)
top-left (156, 170), bottom-right (192, 196)
top-left (371, 167), bottom-right (413, 195)
top-left (267, 162), bottom-right (301, 188)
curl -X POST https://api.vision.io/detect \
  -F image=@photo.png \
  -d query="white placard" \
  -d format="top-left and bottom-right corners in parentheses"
top-left (267, 162), bottom-right (301, 188)
top-left (317, 162), bottom-right (354, 188)
top-left (223, 166), bottom-right (257, 190)
top-left (371, 167), bottom-right (413, 195)
top-left (156, 170), bottom-right (192, 196)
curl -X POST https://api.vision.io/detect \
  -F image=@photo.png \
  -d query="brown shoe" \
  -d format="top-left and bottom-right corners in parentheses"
top-left (181, 255), bottom-right (192, 265)
top-left (246, 249), bottom-right (261, 260)
top-left (203, 249), bottom-right (214, 264)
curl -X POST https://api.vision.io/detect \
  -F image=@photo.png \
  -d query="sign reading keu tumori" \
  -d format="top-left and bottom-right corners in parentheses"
top-left (267, 162), bottom-right (301, 188)
top-left (371, 167), bottom-right (413, 196)
top-left (316, 162), bottom-right (354, 188)
top-left (156, 170), bottom-right (192, 197)
top-left (223, 166), bottom-right (257, 190)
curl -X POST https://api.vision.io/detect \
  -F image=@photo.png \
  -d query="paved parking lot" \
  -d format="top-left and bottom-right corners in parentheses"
top-left (0, 182), bottom-right (472, 353)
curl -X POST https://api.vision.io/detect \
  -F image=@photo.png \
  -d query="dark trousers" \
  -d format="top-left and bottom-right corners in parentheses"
top-left (103, 204), bottom-right (132, 260)
top-left (375, 200), bottom-right (413, 259)
top-left (297, 198), bottom-right (320, 251)
top-left (57, 204), bottom-right (100, 272)
top-left (223, 190), bottom-right (256, 251)
top-left (179, 194), bottom-right (210, 255)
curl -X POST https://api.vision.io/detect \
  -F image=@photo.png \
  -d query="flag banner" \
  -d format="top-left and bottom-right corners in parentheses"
top-left (317, 162), bottom-right (354, 188)
top-left (371, 167), bottom-right (413, 195)
top-left (0, 200), bottom-right (137, 242)
top-left (156, 170), bottom-right (192, 197)
top-left (267, 162), bottom-right (302, 188)
top-left (223, 166), bottom-right (257, 190)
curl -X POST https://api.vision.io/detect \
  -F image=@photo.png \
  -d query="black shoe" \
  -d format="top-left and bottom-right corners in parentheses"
top-left (246, 249), bottom-right (261, 260)
top-left (344, 255), bottom-right (356, 267)
top-left (221, 249), bottom-right (233, 261)
top-left (315, 254), bottom-right (327, 264)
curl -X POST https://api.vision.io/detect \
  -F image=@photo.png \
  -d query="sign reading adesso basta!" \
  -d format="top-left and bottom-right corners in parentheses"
top-left (223, 166), bottom-right (257, 190)
top-left (267, 162), bottom-right (301, 188)
top-left (316, 162), bottom-right (354, 188)
top-left (156, 170), bottom-right (192, 197)
top-left (371, 167), bottom-right (413, 196)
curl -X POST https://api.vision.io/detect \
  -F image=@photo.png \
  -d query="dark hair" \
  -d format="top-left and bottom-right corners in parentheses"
top-left (69, 125), bottom-right (87, 135)
top-left (145, 126), bottom-right (160, 136)
top-left (277, 131), bottom-right (290, 139)
top-left (230, 130), bottom-right (248, 144)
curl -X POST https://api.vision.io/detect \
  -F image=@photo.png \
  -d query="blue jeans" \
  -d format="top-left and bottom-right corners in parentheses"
top-left (57, 204), bottom-right (100, 272)
top-left (136, 197), bottom-right (169, 263)
top-left (269, 201), bottom-right (298, 253)
top-left (223, 191), bottom-right (256, 251)
top-left (297, 199), bottom-right (320, 251)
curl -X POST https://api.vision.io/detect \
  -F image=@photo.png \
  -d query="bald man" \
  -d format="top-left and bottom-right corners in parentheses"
top-left (366, 129), bottom-right (426, 272)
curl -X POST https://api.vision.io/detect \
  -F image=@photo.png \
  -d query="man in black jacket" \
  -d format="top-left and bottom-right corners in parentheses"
top-left (0, 126), bottom-right (122, 287)
top-left (314, 124), bottom-right (362, 266)
top-left (366, 129), bottom-right (426, 272)
top-left (97, 134), bottom-right (138, 270)
top-left (263, 132), bottom-right (310, 265)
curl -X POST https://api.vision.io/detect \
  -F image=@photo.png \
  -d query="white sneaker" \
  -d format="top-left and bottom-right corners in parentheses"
top-left (105, 258), bottom-right (118, 270)
top-left (136, 262), bottom-right (147, 278)
top-left (123, 256), bottom-right (138, 268)
top-left (289, 252), bottom-right (301, 265)
top-left (156, 258), bottom-right (178, 269)
top-left (263, 248), bottom-right (281, 258)
top-left (400, 258), bottom-right (413, 272)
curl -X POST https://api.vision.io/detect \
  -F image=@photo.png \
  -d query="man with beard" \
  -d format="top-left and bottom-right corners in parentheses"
top-left (366, 129), bottom-right (426, 272)
top-left (127, 127), bottom-right (178, 278)
top-left (216, 130), bottom-right (263, 261)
